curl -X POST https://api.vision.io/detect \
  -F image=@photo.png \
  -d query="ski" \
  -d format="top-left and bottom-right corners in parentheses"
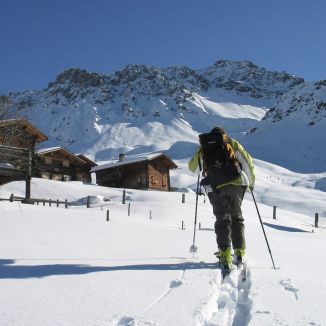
top-left (221, 265), bottom-right (231, 281)
top-left (214, 252), bottom-right (247, 283)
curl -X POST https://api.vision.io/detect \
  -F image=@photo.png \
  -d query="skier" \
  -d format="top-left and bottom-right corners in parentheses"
top-left (188, 126), bottom-right (255, 276)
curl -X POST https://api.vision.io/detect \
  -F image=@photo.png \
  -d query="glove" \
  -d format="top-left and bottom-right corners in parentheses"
top-left (200, 176), bottom-right (209, 186)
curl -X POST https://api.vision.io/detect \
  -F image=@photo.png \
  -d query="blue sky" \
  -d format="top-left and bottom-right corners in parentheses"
top-left (0, 0), bottom-right (325, 93)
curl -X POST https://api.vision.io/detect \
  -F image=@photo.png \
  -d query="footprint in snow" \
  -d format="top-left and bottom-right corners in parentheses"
top-left (110, 316), bottom-right (153, 326)
top-left (117, 317), bottom-right (135, 325)
top-left (169, 280), bottom-right (183, 288)
top-left (108, 316), bottom-right (136, 326)
top-left (280, 279), bottom-right (299, 301)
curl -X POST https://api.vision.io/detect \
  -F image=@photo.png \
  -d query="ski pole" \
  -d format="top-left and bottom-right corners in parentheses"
top-left (190, 173), bottom-right (200, 257)
top-left (251, 190), bottom-right (276, 270)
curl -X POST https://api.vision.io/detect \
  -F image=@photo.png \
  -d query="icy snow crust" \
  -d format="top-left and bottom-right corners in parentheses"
top-left (1, 159), bottom-right (326, 325)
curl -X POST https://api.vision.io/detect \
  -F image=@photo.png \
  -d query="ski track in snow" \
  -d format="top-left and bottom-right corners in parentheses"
top-left (143, 269), bottom-right (186, 312)
top-left (108, 268), bottom-right (187, 326)
top-left (196, 265), bottom-right (252, 326)
top-left (97, 264), bottom-right (254, 326)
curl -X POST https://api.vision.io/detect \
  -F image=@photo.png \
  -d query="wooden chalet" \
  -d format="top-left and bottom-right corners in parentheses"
top-left (0, 119), bottom-right (48, 185)
top-left (35, 147), bottom-right (97, 183)
top-left (91, 153), bottom-right (177, 191)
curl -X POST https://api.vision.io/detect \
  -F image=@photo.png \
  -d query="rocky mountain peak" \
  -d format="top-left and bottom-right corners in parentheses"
top-left (48, 68), bottom-right (104, 89)
top-left (203, 59), bottom-right (305, 99)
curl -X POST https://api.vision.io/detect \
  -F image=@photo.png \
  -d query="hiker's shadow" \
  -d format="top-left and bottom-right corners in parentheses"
top-left (263, 222), bottom-right (311, 233)
top-left (0, 259), bottom-right (217, 279)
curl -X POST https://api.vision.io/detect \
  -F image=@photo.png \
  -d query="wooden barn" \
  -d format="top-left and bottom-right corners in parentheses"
top-left (35, 147), bottom-right (96, 183)
top-left (91, 153), bottom-right (177, 191)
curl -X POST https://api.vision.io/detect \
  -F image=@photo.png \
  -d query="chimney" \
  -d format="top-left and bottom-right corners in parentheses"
top-left (119, 153), bottom-right (125, 162)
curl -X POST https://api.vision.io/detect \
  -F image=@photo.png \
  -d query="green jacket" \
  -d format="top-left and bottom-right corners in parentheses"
top-left (188, 137), bottom-right (255, 189)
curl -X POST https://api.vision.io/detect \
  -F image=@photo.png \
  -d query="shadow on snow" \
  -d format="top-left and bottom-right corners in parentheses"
top-left (263, 222), bottom-right (311, 233)
top-left (0, 259), bottom-right (218, 279)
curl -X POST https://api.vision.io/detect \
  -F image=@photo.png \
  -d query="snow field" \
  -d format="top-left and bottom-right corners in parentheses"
top-left (0, 178), bottom-right (325, 325)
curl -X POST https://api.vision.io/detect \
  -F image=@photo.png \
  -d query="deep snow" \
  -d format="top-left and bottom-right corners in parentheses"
top-left (0, 158), bottom-right (325, 325)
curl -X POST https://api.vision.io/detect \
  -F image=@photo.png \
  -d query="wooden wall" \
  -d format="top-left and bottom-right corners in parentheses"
top-left (96, 161), bottom-right (149, 189)
top-left (0, 123), bottom-right (36, 150)
top-left (0, 145), bottom-right (29, 170)
top-left (35, 152), bottom-right (91, 182)
top-left (95, 158), bottom-right (172, 191)
top-left (0, 145), bottom-right (28, 185)
top-left (148, 159), bottom-right (170, 191)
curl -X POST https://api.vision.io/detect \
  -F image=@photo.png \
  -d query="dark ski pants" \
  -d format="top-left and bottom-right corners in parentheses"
top-left (208, 184), bottom-right (246, 250)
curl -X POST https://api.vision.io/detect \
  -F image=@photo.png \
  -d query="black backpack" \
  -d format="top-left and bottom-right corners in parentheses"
top-left (199, 131), bottom-right (241, 187)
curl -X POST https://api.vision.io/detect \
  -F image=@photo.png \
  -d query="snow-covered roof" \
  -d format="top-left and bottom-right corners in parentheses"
top-left (91, 152), bottom-right (177, 173)
top-left (36, 147), bottom-right (87, 164)
top-left (76, 154), bottom-right (97, 167)
top-left (36, 147), bottom-right (62, 154)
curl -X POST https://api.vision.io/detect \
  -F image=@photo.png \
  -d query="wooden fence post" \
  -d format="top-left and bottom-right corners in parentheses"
top-left (122, 190), bottom-right (126, 204)
top-left (43, 200), bottom-right (45, 206)
top-left (199, 223), bottom-right (201, 229)
top-left (106, 210), bottom-right (110, 221)
top-left (65, 199), bottom-right (68, 209)
top-left (49, 199), bottom-right (52, 207)
top-left (149, 210), bottom-right (152, 219)
top-left (182, 221), bottom-right (184, 230)
top-left (315, 213), bottom-right (319, 228)
top-left (128, 202), bottom-right (130, 216)
top-left (10, 194), bottom-right (14, 202)
top-left (182, 193), bottom-right (185, 204)
top-left (57, 199), bottom-right (59, 207)
top-left (87, 196), bottom-right (90, 208)
top-left (273, 206), bottom-right (277, 220)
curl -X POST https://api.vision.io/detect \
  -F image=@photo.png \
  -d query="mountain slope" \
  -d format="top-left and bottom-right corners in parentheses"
top-left (242, 80), bottom-right (326, 173)
top-left (2, 60), bottom-right (303, 163)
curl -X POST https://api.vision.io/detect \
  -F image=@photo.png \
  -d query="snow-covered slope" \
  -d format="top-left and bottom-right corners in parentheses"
top-left (0, 173), bottom-right (325, 326)
top-left (243, 80), bottom-right (326, 173)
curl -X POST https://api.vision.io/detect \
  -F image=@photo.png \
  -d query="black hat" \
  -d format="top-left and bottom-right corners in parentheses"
top-left (211, 126), bottom-right (226, 134)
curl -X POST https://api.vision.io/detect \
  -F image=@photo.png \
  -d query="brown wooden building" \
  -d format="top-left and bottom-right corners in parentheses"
top-left (0, 119), bottom-right (48, 185)
top-left (91, 153), bottom-right (177, 191)
top-left (35, 147), bottom-right (97, 183)
top-left (0, 119), bottom-right (48, 150)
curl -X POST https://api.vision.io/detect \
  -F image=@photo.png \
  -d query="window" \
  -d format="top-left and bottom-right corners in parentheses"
top-left (52, 159), bottom-right (62, 166)
top-left (52, 174), bottom-right (62, 181)
top-left (63, 175), bottom-right (71, 181)
top-left (137, 177), bottom-right (146, 185)
top-left (63, 160), bottom-right (70, 167)
top-left (41, 172), bottom-right (51, 179)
